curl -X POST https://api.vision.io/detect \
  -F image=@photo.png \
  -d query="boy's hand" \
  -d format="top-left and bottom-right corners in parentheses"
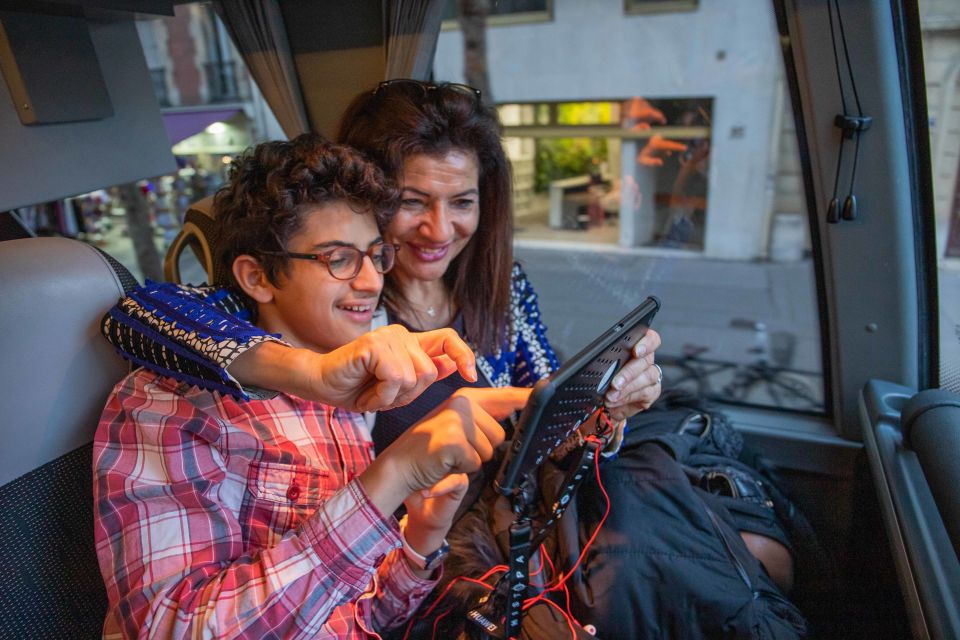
top-left (315, 325), bottom-right (478, 412)
top-left (233, 325), bottom-right (477, 411)
top-left (402, 472), bottom-right (469, 570)
top-left (446, 386), bottom-right (532, 421)
top-left (359, 387), bottom-right (528, 524)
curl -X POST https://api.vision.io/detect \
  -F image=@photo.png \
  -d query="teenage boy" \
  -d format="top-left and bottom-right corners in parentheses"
top-left (94, 134), bottom-right (527, 639)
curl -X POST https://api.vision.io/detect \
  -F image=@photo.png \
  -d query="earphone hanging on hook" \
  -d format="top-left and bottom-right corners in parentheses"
top-left (825, 0), bottom-right (871, 224)
top-left (827, 114), bottom-right (872, 223)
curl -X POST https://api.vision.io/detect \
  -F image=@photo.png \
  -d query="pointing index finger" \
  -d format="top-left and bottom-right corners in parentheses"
top-left (416, 328), bottom-right (477, 382)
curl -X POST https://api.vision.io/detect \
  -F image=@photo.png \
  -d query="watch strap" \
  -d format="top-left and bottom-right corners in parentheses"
top-left (398, 516), bottom-right (449, 572)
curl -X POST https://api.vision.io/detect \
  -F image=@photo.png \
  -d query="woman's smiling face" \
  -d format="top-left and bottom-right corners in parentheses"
top-left (385, 150), bottom-right (481, 285)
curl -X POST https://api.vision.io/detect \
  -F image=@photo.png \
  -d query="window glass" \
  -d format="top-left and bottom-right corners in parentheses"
top-left (919, 1), bottom-right (960, 392)
top-left (9, 4), bottom-right (283, 286)
top-left (435, 0), bottom-right (825, 412)
top-left (442, 0), bottom-right (551, 28)
top-left (624, 0), bottom-right (698, 16)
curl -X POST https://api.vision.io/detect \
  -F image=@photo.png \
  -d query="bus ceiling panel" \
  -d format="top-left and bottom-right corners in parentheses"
top-left (0, 0), bottom-right (174, 19)
top-left (782, 0), bottom-right (922, 438)
top-left (0, 17), bottom-right (174, 211)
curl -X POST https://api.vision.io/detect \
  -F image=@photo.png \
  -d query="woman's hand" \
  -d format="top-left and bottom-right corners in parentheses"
top-left (448, 386), bottom-right (533, 420)
top-left (603, 329), bottom-right (663, 421)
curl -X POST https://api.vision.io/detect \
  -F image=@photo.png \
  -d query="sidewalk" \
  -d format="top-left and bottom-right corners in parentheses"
top-left (92, 211), bottom-right (206, 285)
top-left (514, 243), bottom-right (822, 372)
top-left (516, 241), bottom-right (960, 402)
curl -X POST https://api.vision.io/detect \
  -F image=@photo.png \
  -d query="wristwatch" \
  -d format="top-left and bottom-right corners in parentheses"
top-left (398, 516), bottom-right (450, 572)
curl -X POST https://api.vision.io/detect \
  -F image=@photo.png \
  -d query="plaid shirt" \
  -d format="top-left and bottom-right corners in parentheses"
top-left (94, 370), bottom-right (437, 639)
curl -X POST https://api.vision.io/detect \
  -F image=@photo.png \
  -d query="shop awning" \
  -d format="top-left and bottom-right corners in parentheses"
top-left (161, 108), bottom-right (241, 146)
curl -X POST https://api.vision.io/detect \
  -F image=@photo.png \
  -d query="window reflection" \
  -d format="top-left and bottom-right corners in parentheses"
top-left (438, 1), bottom-right (824, 413)
top-left (500, 96), bottom-right (712, 251)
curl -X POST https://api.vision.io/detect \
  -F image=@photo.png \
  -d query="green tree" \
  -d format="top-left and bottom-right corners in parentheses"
top-left (534, 138), bottom-right (608, 192)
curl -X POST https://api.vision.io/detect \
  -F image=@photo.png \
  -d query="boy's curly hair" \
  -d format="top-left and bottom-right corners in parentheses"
top-left (213, 132), bottom-right (400, 303)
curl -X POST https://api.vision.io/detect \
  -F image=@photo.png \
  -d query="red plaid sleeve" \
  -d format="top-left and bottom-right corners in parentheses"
top-left (93, 371), bottom-right (437, 639)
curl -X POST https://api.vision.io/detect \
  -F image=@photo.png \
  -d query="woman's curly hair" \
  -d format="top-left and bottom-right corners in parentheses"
top-left (214, 132), bottom-right (400, 302)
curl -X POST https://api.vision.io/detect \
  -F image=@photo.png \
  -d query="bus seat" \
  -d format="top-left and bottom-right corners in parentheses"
top-left (860, 380), bottom-right (960, 640)
top-left (901, 389), bottom-right (960, 563)
top-left (163, 195), bottom-right (226, 285)
top-left (0, 237), bottom-right (134, 639)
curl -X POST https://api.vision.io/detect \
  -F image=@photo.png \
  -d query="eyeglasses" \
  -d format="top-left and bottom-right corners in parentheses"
top-left (374, 79), bottom-right (482, 105)
top-left (259, 242), bottom-right (399, 280)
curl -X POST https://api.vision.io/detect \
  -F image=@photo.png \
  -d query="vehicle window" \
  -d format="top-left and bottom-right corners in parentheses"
top-left (441, 0), bottom-right (552, 28)
top-left (7, 2), bottom-right (829, 414)
top-left (436, 1), bottom-right (826, 412)
top-left (920, 1), bottom-right (960, 393)
top-left (9, 3), bottom-right (281, 286)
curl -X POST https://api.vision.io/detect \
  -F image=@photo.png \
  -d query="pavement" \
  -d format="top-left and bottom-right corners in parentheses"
top-left (514, 241), bottom-right (822, 367)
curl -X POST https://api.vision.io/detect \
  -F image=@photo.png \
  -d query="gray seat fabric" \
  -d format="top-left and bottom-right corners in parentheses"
top-left (901, 389), bottom-right (960, 571)
top-left (0, 237), bottom-right (133, 639)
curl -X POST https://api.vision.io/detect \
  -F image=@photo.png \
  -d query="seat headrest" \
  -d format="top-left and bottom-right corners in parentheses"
top-left (0, 237), bottom-right (131, 486)
top-left (164, 195), bottom-right (225, 285)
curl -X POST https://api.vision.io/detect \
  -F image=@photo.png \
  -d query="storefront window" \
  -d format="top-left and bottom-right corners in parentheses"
top-left (500, 96), bottom-right (712, 252)
top-left (442, 0), bottom-right (551, 28)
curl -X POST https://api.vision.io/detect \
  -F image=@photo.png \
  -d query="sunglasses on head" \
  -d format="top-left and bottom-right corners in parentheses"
top-left (373, 79), bottom-right (482, 105)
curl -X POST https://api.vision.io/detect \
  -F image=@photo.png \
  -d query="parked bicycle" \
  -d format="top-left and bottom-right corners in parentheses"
top-left (658, 321), bottom-right (824, 412)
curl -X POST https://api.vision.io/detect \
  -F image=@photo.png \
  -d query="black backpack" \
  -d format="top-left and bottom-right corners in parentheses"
top-left (401, 392), bottom-right (822, 639)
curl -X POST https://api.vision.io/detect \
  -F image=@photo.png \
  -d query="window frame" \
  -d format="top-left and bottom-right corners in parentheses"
top-left (623, 0), bottom-right (699, 16)
top-left (774, 0), bottom-right (935, 437)
top-left (440, 0), bottom-right (553, 31)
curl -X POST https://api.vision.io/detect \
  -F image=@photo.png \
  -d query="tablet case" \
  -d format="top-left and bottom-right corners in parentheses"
top-left (495, 296), bottom-right (660, 495)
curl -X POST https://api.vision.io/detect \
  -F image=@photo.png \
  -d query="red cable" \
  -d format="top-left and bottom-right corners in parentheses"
top-left (534, 596), bottom-right (579, 640)
top-left (542, 438), bottom-right (611, 598)
top-left (542, 543), bottom-right (557, 578)
top-left (517, 439), bottom-right (610, 634)
top-left (598, 409), bottom-right (615, 436)
top-left (529, 543), bottom-right (548, 578)
top-left (401, 567), bottom-right (506, 640)
top-left (430, 606), bottom-right (455, 640)
top-left (412, 432), bottom-right (612, 639)
top-left (479, 565), bottom-right (509, 581)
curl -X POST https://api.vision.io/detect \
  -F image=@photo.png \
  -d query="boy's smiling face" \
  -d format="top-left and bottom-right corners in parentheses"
top-left (251, 202), bottom-right (384, 354)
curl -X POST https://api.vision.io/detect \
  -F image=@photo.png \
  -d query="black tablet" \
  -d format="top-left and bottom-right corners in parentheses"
top-left (494, 296), bottom-right (660, 496)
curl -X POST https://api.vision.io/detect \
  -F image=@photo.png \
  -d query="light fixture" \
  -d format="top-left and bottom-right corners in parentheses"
top-left (206, 122), bottom-right (226, 135)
